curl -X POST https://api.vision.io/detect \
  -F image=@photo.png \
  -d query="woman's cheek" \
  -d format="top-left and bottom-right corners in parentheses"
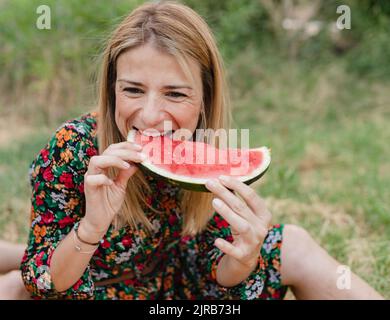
top-left (169, 102), bottom-right (201, 128)
top-left (116, 93), bottom-right (131, 114)
top-left (183, 105), bottom-right (201, 130)
top-left (115, 98), bottom-right (134, 135)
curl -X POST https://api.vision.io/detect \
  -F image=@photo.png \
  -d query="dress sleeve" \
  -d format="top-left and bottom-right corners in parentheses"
top-left (20, 119), bottom-right (98, 299)
top-left (199, 211), bottom-right (270, 300)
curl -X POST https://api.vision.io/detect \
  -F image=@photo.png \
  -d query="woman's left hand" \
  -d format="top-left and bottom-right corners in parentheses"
top-left (205, 175), bottom-right (272, 269)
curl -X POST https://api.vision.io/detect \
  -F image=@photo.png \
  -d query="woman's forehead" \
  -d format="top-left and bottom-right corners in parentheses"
top-left (116, 44), bottom-right (201, 88)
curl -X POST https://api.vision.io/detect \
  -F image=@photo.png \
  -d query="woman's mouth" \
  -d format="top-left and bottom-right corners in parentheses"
top-left (132, 126), bottom-right (175, 138)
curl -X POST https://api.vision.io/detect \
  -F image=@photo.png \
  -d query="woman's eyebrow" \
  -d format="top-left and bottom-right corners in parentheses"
top-left (117, 78), bottom-right (192, 90)
top-left (164, 84), bottom-right (193, 90)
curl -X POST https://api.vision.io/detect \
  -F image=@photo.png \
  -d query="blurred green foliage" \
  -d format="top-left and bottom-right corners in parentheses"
top-left (1, 0), bottom-right (390, 122)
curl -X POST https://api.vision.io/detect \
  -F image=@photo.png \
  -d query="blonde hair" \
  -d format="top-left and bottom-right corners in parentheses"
top-left (97, 0), bottom-right (231, 236)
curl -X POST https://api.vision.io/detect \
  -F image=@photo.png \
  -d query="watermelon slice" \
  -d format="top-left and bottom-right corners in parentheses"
top-left (127, 129), bottom-right (271, 192)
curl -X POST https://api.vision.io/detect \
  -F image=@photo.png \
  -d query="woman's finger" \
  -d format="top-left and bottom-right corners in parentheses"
top-left (85, 174), bottom-right (113, 187)
top-left (102, 149), bottom-right (146, 163)
top-left (87, 155), bottom-right (131, 175)
top-left (218, 175), bottom-right (271, 223)
top-left (212, 198), bottom-right (250, 234)
top-left (206, 179), bottom-right (255, 223)
top-left (105, 141), bottom-right (143, 152)
top-left (214, 238), bottom-right (244, 261)
top-left (115, 165), bottom-right (138, 188)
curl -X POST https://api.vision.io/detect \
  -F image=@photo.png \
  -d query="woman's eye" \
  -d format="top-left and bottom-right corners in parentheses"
top-left (124, 87), bottom-right (143, 94)
top-left (166, 92), bottom-right (187, 99)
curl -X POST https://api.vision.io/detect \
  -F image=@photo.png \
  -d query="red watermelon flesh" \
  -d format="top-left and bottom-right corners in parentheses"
top-left (127, 129), bottom-right (271, 191)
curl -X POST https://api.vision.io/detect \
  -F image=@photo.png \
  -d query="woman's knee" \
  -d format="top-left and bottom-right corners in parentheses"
top-left (280, 224), bottom-right (318, 285)
top-left (0, 270), bottom-right (30, 300)
top-left (283, 224), bottom-right (314, 249)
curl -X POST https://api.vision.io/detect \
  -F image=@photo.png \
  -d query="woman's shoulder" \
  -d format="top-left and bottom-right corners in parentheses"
top-left (29, 112), bottom-right (99, 185)
top-left (55, 111), bottom-right (98, 142)
top-left (46, 111), bottom-right (99, 159)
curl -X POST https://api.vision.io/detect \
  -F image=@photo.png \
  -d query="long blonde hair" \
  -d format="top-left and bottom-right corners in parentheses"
top-left (97, 0), bottom-right (231, 236)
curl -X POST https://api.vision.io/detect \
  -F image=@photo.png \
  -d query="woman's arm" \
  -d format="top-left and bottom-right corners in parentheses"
top-left (21, 117), bottom-right (146, 297)
top-left (215, 251), bottom-right (259, 287)
top-left (21, 120), bottom-right (98, 299)
top-left (50, 139), bottom-right (145, 292)
top-left (205, 176), bottom-right (271, 288)
top-left (50, 218), bottom-right (106, 292)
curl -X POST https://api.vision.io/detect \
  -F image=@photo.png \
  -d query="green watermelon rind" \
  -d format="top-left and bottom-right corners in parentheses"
top-left (138, 162), bottom-right (270, 192)
top-left (127, 130), bottom-right (271, 192)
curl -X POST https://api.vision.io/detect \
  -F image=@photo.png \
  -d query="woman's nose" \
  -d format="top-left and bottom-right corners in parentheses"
top-left (140, 93), bottom-right (163, 128)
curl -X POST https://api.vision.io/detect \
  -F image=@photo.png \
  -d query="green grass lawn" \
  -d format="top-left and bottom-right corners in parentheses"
top-left (1, 48), bottom-right (389, 297)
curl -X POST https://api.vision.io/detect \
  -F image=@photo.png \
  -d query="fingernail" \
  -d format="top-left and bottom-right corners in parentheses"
top-left (212, 198), bottom-right (222, 208)
top-left (123, 162), bottom-right (130, 168)
top-left (139, 153), bottom-right (147, 161)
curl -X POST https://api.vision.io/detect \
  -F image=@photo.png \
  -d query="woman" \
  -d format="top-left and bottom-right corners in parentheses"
top-left (7, 1), bottom-right (382, 299)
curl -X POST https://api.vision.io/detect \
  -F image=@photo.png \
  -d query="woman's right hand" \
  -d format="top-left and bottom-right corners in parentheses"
top-left (82, 141), bottom-right (146, 235)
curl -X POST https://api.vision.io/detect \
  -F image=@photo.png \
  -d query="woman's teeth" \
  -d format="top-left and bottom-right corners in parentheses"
top-left (132, 126), bottom-right (174, 137)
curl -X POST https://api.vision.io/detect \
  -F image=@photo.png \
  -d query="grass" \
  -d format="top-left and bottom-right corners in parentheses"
top-left (228, 47), bottom-right (390, 297)
top-left (1, 46), bottom-right (389, 298)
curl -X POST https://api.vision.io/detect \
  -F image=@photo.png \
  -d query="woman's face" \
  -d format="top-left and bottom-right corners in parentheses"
top-left (114, 43), bottom-right (203, 138)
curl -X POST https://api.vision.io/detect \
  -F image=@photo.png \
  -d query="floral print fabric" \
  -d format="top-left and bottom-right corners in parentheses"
top-left (20, 113), bottom-right (288, 300)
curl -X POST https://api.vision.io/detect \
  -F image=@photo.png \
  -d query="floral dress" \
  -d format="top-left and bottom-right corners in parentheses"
top-left (20, 112), bottom-right (288, 300)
